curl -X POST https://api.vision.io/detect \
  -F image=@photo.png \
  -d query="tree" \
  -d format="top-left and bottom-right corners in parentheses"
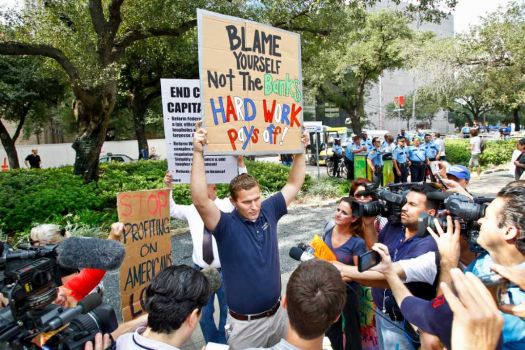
top-left (119, 35), bottom-right (198, 157)
top-left (306, 9), bottom-right (413, 134)
top-left (0, 56), bottom-right (67, 168)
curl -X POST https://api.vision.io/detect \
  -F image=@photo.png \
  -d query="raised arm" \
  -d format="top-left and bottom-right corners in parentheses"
top-left (281, 134), bottom-right (308, 206)
top-left (332, 260), bottom-right (405, 289)
top-left (190, 125), bottom-right (221, 231)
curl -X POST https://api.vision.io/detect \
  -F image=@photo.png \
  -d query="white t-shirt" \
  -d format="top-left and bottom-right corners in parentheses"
top-left (470, 136), bottom-right (481, 155)
top-left (170, 195), bottom-right (233, 269)
top-left (434, 138), bottom-right (445, 156)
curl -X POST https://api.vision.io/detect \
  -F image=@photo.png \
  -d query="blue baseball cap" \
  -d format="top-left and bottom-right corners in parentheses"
top-left (447, 165), bottom-right (471, 181)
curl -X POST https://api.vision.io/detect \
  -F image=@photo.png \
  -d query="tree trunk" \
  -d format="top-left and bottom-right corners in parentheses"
top-left (72, 84), bottom-right (116, 182)
top-left (130, 93), bottom-right (149, 159)
top-left (0, 120), bottom-right (20, 169)
top-left (513, 108), bottom-right (521, 132)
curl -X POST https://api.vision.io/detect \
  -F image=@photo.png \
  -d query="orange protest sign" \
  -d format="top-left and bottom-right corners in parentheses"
top-left (197, 9), bottom-right (304, 155)
top-left (310, 234), bottom-right (337, 261)
top-left (117, 189), bottom-right (172, 321)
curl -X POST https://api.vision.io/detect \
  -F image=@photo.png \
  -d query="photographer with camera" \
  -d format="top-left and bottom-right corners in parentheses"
top-left (333, 185), bottom-right (440, 350)
top-left (429, 180), bottom-right (525, 349)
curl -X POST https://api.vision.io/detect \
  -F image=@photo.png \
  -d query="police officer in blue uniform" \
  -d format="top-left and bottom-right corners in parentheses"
top-left (424, 134), bottom-right (440, 161)
top-left (393, 136), bottom-right (410, 183)
top-left (409, 137), bottom-right (427, 182)
top-left (345, 135), bottom-right (368, 180)
top-left (332, 138), bottom-right (343, 177)
top-left (367, 137), bottom-right (384, 185)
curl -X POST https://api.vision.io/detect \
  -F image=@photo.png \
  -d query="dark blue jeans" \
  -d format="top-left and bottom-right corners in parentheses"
top-left (195, 266), bottom-right (228, 344)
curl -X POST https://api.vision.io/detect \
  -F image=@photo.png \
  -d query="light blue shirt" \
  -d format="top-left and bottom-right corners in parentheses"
top-left (393, 146), bottom-right (409, 164)
top-left (345, 141), bottom-right (367, 160)
top-left (424, 141), bottom-right (440, 159)
top-left (466, 254), bottom-right (525, 350)
top-left (333, 145), bottom-right (343, 156)
top-left (409, 145), bottom-right (427, 162)
top-left (367, 147), bottom-right (384, 166)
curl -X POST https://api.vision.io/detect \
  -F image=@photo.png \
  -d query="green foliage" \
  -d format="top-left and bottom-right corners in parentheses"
top-left (444, 139), bottom-right (516, 167)
top-left (303, 177), bottom-right (347, 199)
top-left (0, 159), bottom-right (311, 235)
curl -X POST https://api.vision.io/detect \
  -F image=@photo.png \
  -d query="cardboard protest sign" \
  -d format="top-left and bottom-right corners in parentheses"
top-left (117, 189), bottom-right (172, 321)
top-left (161, 79), bottom-right (237, 184)
top-left (197, 9), bottom-right (304, 155)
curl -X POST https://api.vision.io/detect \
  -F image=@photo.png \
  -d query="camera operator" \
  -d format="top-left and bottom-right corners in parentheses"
top-left (26, 223), bottom-right (123, 307)
top-left (333, 185), bottom-right (440, 350)
top-left (387, 180), bottom-right (525, 349)
top-left (116, 265), bottom-right (211, 349)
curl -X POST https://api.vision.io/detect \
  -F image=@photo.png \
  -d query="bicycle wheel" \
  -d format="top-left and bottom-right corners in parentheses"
top-left (340, 162), bottom-right (348, 179)
top-left (326, 159), bottom-right (335, 177)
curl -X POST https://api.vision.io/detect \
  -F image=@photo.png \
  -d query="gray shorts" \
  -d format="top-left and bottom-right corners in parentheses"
top-left (226, 305), bottom-right (288, 350)
top-left (469, 153), bottom-right (480, 167)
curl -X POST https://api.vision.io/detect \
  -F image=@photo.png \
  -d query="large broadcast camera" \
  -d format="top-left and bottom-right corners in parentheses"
top-left (418, 193), bottom-right (494, 253)
top-left (350, 182), bottom-right (426, 223)
top-left (0, 241), bottom-right (120, 349)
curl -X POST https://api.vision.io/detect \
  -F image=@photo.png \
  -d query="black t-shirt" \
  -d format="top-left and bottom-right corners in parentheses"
top-left (25, 154), bottom-right (41, 168)
top-left (516, 152), bottom-right (525, 179)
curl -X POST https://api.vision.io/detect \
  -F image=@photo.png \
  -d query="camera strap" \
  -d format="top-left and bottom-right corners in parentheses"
top-left (132, 334), bottom-right (156, 350)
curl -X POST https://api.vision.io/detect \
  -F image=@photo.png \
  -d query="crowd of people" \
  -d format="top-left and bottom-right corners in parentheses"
top-left (6, 122), bottom-right (525, 350)
top-left (332, 129), bottom-right (445, 185)
top-left (85, 124), bottom-right (523, 350)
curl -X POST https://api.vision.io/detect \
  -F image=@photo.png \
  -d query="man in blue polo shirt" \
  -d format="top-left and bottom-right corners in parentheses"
top-left (393, 136), bottom-right (410, 183)
top-left (190, 124), bottom-right (307, 350)
top-left (333, 185), bottom-right (440, 350)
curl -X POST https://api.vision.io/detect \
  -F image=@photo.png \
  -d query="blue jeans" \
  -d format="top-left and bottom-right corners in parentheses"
top-left (195, 266), bottom-right (228, 344)
top-left (375, 310), bottom-right (417, 350)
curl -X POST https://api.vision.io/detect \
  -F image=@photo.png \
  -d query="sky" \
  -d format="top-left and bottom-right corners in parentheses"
top-left (0, 0), bottom-right (518, 33)
top-left (452, 0), bottom-right (515, 33)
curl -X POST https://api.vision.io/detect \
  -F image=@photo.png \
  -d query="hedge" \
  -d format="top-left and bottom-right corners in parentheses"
top-left (444, 139), bottom-right (516, 167)
top-left (0, 159), bottom-right (311, 236)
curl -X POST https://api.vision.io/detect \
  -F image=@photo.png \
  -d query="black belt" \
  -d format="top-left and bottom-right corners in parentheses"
top-left (410, 161), bottom-right (424, 165)
top-left (229, 298), bottom-right (281, 321)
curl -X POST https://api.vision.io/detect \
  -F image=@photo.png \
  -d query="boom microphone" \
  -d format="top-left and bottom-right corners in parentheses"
top-left (201, 267), bottom-right (221, 294)
top-left (57, 237), bottom-right (125, 270)
top-left (289, 247), bottom-right (315, 262)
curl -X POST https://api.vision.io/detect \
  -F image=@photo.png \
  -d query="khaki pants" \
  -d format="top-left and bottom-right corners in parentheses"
top-left (226, 305), bottom-right (288, 350)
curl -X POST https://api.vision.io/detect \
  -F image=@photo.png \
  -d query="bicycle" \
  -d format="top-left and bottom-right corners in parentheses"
top-left (326, 157), bottom-right (348, 178)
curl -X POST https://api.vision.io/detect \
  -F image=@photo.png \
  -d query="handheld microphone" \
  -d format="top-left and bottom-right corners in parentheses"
top-left (57, 237), bottom-right (125, 270)
top-left (289, 247), bottom-right (316, 262)
top-left (46, 293), bottom-right (102, 331)
top-left (201, 267), bottom-right (221, 294)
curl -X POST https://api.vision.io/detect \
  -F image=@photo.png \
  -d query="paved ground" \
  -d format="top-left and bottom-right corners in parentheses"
top-left (102, 168), bottom-right (516, 349)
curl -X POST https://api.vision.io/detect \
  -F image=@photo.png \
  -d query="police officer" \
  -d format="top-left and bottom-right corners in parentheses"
top-left (393, 136), bottom-right (410, 183)
top-left (409, 136), bottom-right (427, 182)
top-left (345, 135), bottom-right (368, 180)
top-left (424, 134), bottom-right (440, 161)
top-left (367, 137), bottom-right (384, 185)
top-left (332, 138), bottom-right (343, 177)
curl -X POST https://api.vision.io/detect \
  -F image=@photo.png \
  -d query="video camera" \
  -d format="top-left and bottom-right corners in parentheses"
top-left (0, 243), bottom-right (118, 349)
top-left (350, 182), bottom-right (425, 223)
top-left (417, 193), bottom-right (494, 253)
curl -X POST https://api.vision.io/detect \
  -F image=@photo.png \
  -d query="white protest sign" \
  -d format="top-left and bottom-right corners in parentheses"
top-left (161, 79), bottom-right (237, 184)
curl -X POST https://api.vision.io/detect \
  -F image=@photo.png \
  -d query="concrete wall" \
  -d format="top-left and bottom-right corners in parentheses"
top-left (0, 139), bottom-right (169, 169)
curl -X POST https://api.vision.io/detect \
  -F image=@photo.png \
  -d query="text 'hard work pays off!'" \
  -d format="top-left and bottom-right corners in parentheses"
top-left (198, 10), bottom-right (303, 155)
